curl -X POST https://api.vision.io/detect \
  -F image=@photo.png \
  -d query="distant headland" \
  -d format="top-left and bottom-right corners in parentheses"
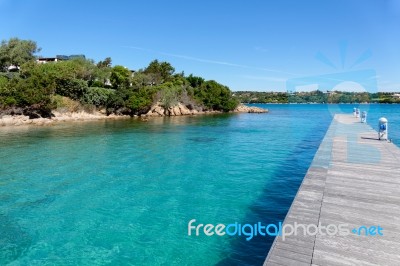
top-left (234, 90), bottom-right (400, 104)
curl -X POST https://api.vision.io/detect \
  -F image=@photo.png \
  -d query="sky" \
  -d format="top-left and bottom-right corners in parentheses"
top-left (1, 0), bottom-right (399, 92)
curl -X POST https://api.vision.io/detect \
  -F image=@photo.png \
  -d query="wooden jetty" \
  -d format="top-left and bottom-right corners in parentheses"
top-left (264, 114), bottom-right (400, 266)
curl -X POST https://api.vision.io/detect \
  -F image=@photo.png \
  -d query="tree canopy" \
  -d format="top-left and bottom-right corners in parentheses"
top-left (143, 60), bottom-right (175, 85)
top-left (0, 38), bottom-right (40, 71)
top-left (110, 65), bottom-right (131, 89)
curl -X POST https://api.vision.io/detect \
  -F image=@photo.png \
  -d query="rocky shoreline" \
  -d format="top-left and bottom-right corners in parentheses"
top-left (145, 103), bottom-right (268, 116)
top-left (0, 111), bottom-right (131, 127)
top-left (0, 104), bottom-right (268, 127)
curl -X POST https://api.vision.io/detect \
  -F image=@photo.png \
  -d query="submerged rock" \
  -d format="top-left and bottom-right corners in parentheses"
top-left (187, 137), bottom-right (217, 143)
top-left (0, 214), bottom-right (32, 264)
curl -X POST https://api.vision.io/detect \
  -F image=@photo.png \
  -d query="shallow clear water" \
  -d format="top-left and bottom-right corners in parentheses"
top-left (0, 104), bottom-right (398, 265)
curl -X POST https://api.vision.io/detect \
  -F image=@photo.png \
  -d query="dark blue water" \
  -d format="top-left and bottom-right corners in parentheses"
top-left (0, 104), bottom-right (398, 265)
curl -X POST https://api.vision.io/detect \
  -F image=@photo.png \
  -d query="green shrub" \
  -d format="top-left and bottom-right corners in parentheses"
top-left (51, 95), bottom-right (82, 112)
top-left (89, 80), bottom-right (106, 88)
top-left (0, 96), bottom-right (17, 108)
top-left (158, 83), bottom-right (179, 109)
top-left (12, 76), bottom-right (53, 109)
top-left (4, 96), bottom-right (17, 106)
top-left (0, 76), bottom-right (9, 91)
top-left (194, 80), bottom-right (238, 111)
top-left (55, 78), bottom-right (88, 100)
top-left (126, 93), bottom-right (152, 114)
top-left (106, 93), bottom-right (125, 110)
top-left (125, 87), bottom-right (156, 114)
top-left (82, 87), bottom-right (115, 106)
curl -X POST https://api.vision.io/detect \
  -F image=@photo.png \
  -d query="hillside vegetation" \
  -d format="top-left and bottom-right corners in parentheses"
top-left (233, 90), bottom-right (400, 104)
top-left (0, 38), bottom-right (239, 118)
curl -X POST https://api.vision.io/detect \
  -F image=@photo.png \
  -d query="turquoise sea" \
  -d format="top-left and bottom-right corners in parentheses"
top-left (0, 104), bottom-right (399, 265)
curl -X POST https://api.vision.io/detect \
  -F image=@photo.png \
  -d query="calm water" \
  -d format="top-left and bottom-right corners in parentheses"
top-left (0, 104), bottom-right (398, 265)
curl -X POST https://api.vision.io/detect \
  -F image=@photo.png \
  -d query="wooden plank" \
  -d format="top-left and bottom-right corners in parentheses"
top-left (264, 114), bottom-right (400, 266)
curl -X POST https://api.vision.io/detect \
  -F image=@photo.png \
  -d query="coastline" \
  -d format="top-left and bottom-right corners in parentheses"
top-left (0, 111), bottom-right (131, 127)
top-left (0, 104), bottom-right (268, 127)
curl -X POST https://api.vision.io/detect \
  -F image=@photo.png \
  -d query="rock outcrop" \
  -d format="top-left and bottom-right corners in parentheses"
top-left (234, 104), bottom-right (268, 113)
top-left (0, 111), bottom-right (130, 127)
top-left (146, 102), bottom-right (204, 117)
top-left (145, 102), bottom-right (268, 117)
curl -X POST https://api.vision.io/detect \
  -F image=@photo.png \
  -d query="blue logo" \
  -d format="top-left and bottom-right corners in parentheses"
top-left (352, 225), bottom-right (383, 236)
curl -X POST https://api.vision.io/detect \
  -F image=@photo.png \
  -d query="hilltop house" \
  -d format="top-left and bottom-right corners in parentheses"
top-left (37, 57), bottom-right (58, 64)
top-left (37, 54), bottom-right (86, 64)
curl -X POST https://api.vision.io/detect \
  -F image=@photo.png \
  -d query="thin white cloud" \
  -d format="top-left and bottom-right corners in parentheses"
top-left (254, 46), bottom-right (269, 53)
top-left (122, 45), bottom-right (298, 76)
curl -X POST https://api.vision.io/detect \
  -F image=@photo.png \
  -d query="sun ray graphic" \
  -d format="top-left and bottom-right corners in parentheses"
top-left (315, 43), bottom-right (372, 70)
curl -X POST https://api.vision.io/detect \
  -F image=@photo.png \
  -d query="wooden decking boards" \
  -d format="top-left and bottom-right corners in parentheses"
top-left (264, 114), bottom-right (400, 266)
